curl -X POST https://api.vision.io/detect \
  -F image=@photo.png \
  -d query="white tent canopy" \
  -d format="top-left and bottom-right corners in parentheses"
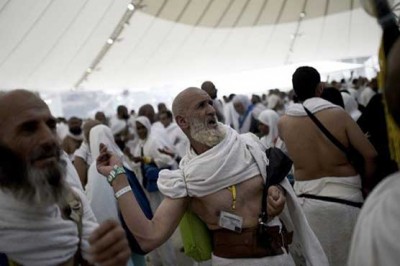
top-left (0, 0), bottom-right (387, 116)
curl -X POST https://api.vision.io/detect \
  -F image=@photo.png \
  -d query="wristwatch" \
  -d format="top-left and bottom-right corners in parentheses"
top-left (107, 165), bottom-right (126, 185)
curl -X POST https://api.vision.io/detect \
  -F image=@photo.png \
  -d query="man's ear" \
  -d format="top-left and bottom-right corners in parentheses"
top-left (316, 83), bottom-right (324, 97)
top-left (175, 115), bottom-right (188, 129)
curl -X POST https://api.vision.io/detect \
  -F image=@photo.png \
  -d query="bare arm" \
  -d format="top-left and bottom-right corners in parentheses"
top-left (277, 116), bottom-right (287, 142)
top-left (344, 112), bottom-right (377, 191)
top-left (97, 144), bottom-right (189, 252)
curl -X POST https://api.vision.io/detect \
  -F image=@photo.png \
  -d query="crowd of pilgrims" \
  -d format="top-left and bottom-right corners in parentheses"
top-left (54, 76), bottom-right (397, 266)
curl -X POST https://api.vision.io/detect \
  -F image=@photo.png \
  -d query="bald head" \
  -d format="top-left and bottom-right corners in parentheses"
top-left (0, 90), bottom-right (47, 129)
top-left (386, 38), bottom-right (400, 126)
top-left (172, 87), bottom-right (205, 117)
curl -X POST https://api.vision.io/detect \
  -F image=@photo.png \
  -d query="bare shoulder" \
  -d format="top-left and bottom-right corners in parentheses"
top-left (278, 115), bottom-right (289, 124)
top-left (278, 115), bottom-right (288, 136)
top-left (317, 107), bottom-right (350, 125)
top-left (327, 107), bottom-right (358, 128)
top-left (327, 107), bottom-right (348, 117)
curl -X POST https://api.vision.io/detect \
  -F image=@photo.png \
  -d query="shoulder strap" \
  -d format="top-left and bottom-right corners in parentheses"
top-left (260, 183), bottom-right (268, 223)
top-left (60, 188), bottom-right (85, 265)
top-left (303, 106), bottom-right (349, 156)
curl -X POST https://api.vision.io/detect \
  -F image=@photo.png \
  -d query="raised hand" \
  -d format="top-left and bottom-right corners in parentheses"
top-left (96, 143), bottom-right (123, 177)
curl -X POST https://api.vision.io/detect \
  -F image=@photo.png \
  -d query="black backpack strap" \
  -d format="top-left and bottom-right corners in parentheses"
top-left (297, 193), bottom-right (363, 208)
top-left (303, 106), bottom-right (349, 156)
top-left (260, 184), bottom-right (268, 223)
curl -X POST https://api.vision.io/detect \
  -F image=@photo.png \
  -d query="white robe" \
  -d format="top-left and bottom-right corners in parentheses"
top-left (224, 101), bottom-right (239, 129)
top-left (151, 121), bottom-right (176, 154)
top-left (133, 118), bottom-right (177, 170)
top-left (73, 141), bottom-right (92, 165)
top-left (0, 155), bottom-right (98, 266)
top-left (165, 122), bottom-right (189, 159)
top-left (293, 176), bottom-right (363, 266)
top-left (86, 125), bottom-right (121, 223)
top-left (348, 171), bottom-right (400, 266)
top-left (109, 115), bottom-right (128, 135)
top-left (358, 86), bottom-right (376, 107)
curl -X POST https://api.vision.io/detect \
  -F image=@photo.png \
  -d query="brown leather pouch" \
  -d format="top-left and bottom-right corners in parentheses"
top-left (212, 225), bottom-right (293, 259)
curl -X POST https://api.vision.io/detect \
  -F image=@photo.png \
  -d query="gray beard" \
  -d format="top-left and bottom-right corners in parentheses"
top-left (12, 159), bottom-right (69, 207)
top-left (190, 120), bottom-right (226, 147)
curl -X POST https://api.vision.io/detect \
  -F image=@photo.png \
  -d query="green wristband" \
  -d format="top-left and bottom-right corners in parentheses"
top-left (107, 165), bottom-right (126, 185)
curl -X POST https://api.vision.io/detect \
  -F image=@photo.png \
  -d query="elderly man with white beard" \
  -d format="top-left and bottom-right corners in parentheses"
top-left (0, 89), bottom-right (130, 266)
top-left (96, 87), bottom-right (328, 265)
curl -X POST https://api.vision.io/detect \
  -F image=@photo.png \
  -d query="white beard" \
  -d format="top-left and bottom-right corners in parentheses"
top-left (190, 119), bottom-right (226, 147)
top-left (13, 160), bottom-right (69, 207)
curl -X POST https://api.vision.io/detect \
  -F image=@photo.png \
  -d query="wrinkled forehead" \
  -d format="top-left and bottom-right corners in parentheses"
top-left (0, 90), bottom-right (51, 125)
top-left (184, 89), bottom-right (210, 107)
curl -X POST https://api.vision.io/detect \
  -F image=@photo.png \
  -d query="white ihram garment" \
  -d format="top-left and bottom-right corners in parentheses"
top-left (348, 171), bottom-right (400, 266)
top-left (0, 154), bottom-right (98, 266)
top-left (294, 176), bottom-right (363, 266)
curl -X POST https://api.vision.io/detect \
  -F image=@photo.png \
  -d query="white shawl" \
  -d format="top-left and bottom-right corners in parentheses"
top-left (158, 125), bottom-right (266, 198)
top-left (286, 97), bottom-right (339, 116)
top-left (0, 160), bottom-right (98, 265)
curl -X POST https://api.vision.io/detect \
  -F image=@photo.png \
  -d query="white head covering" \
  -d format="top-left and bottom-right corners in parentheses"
top-left (132, 116), bottom-right (178, 169)
top-left (232, 94), bottom-right (252, 111)
top-left (267, 94), bottom-right (281, 109)
top-left (135, 116), bottom-right (152, 140)
top-left (257, 109), bottom-right (280, 147)
top-left (341, 92), bottom-right (362, 121)
top-left (232, 95), bottom-right (254, 133)
top-left (86, 124), bottom-right (123, 223)
top-left (89, 124), bottom-right (123, 159)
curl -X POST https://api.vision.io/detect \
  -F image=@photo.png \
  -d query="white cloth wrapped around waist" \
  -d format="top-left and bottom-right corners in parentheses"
top-left (293, 175), bottom-right (363, 202)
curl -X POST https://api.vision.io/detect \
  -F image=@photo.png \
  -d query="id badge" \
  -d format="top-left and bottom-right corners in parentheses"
top-left (218, 211), bottom-right (243, 233)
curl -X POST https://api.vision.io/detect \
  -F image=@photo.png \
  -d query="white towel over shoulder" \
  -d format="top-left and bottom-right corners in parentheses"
top-left (286, 97), bottom-right (339, 117)
top-left (158, 125), bottom-right (266, 198)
